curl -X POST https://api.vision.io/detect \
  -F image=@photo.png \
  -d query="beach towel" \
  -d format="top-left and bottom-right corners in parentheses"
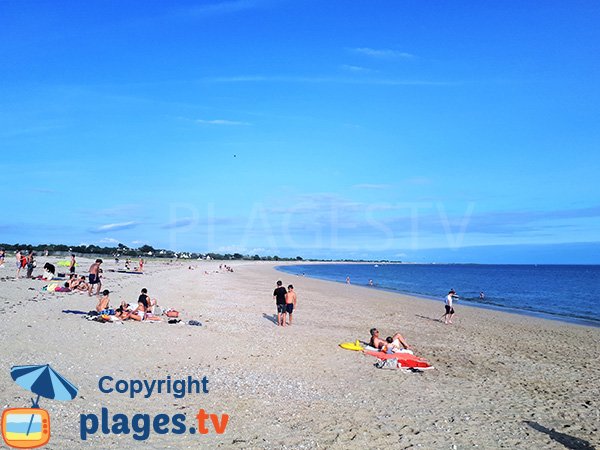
top-left (364, 350), bottom-right (433, 369)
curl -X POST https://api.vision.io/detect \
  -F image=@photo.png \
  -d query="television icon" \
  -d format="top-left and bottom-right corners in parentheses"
top-left (1, 408), bottom-right (50, 449)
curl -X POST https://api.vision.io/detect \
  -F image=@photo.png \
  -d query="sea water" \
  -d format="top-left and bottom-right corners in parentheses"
top-left (277, 264), bottom-right (600, 327)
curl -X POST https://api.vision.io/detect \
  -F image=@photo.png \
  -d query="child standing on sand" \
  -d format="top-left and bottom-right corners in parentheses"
top-left (285, 285), bottom-right (297, 326)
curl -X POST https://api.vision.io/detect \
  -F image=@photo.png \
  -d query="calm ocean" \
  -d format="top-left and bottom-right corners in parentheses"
top-left (276, 264), bottom-right (600, 327)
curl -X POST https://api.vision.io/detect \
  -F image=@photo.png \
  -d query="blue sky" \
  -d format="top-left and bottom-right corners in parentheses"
top-left (1, 0), bottom-right (599, 263)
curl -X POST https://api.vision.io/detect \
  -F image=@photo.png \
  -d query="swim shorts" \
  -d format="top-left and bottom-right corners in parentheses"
top-left (277, 303), bottom-right (286, 314)
top-left (70, 266), bottom-right (75, 273)
top-left (89, 274), bottom-right (100, 284)
top-left (445, 305), bottom-right (454, 314)
top-left (286, 303), bottom-right (294, 314)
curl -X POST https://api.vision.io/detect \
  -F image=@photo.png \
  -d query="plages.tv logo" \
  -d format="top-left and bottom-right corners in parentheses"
top-left (2, 364), bottom-right (78, 449)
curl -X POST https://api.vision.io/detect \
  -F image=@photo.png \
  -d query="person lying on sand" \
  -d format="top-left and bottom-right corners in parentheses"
top-left (115, 301), bottom-right (133, 320)
top-left (76, 275), bottom-right (90, 291)
top-left (382, 336), bottom-right (413, 354)
top-left (369, 328), bottom-right (410, 351)
top-left (67, 274), bottom-right (78, 288)
top-left (68, 275), bottom-right (88, 291)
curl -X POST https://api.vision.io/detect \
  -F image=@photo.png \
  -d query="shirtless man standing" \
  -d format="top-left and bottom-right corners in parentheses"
top-left (69, 254), bottom-right (76, 274)
top-left (88, 259), bottom-right (103, 296)
top-left (285, 284), bottom-right (297, 326)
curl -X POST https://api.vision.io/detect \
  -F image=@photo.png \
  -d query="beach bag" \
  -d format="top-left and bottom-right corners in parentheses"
top-left (375, 358), bottom-right (399, 370)
top-left (166, 310), bottom-right (180, 318)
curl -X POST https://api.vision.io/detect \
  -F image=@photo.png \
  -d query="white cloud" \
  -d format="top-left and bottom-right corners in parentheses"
top-left (180, 0), bottom-right (262, 17)
top-left (98, 237), bottom-right (119, 244)
top-left (341, 64), bottom-right (373, 73)
top-left (352, 47), bottom-right (414, 59)
top-left (353, 183), bottom-right (392, 190)
top-left (200, 75), bottom-right (450, 86)
top-left (91, 221), bottom-right (138, 233)
top-left (217, 245), bottom-right (247, 253)
top-left (196, 119), bottom-right (250, 126)
top-left (161, 218), bottom-right (196, 229)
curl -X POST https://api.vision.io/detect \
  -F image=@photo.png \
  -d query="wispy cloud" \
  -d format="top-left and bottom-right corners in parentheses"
top-left (340, 64), bottom-right (374, 73)
top-left (175, 0), bottom-right (263, 18)
top-left (29, 188), bottom-right (56, 194)
top-left (90, 221), bottom-right (138, 233)
top-left (353, 183), bottom-right (392, 190)
top-left (200, 75), bottom-right (453, 86)
top-left (446, 205), bottom-right (600, 235)
top-left (351, 47), bottom-right (415, 59)
top-left (161, 218), bottom-right (196, 229)
top-left (98, 237), bottom-right (119, 244)
top-left (195, 119), bottom-right (250, 126)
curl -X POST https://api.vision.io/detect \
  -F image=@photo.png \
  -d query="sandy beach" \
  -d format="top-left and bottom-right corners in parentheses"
top-left (0, 257), bottom-right (598, 449)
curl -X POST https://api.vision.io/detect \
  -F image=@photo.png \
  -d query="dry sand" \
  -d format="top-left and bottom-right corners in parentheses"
top-left (0, 258), bottom-right (598, 449)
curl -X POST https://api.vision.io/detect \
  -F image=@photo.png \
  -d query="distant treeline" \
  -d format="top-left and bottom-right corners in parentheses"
top-left (0, 242), bottom-right (304, 262)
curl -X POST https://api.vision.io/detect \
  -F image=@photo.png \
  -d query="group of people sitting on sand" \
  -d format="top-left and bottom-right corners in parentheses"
top-left (368, 328), bottom-right (413, 354)
top-left (219, 264), bottom-right (234, 272)
top-left (35, 263), bottom-right (90, 293)
top-left (94, 288), bottom-right (163, 322)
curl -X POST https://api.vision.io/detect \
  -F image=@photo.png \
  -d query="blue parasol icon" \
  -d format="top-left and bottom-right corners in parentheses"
top-left (10, 364), bottom-right (78, 436)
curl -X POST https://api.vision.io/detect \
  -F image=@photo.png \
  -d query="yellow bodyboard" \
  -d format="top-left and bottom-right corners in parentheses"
top-left (339, 340), bottom-right (364, 351)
